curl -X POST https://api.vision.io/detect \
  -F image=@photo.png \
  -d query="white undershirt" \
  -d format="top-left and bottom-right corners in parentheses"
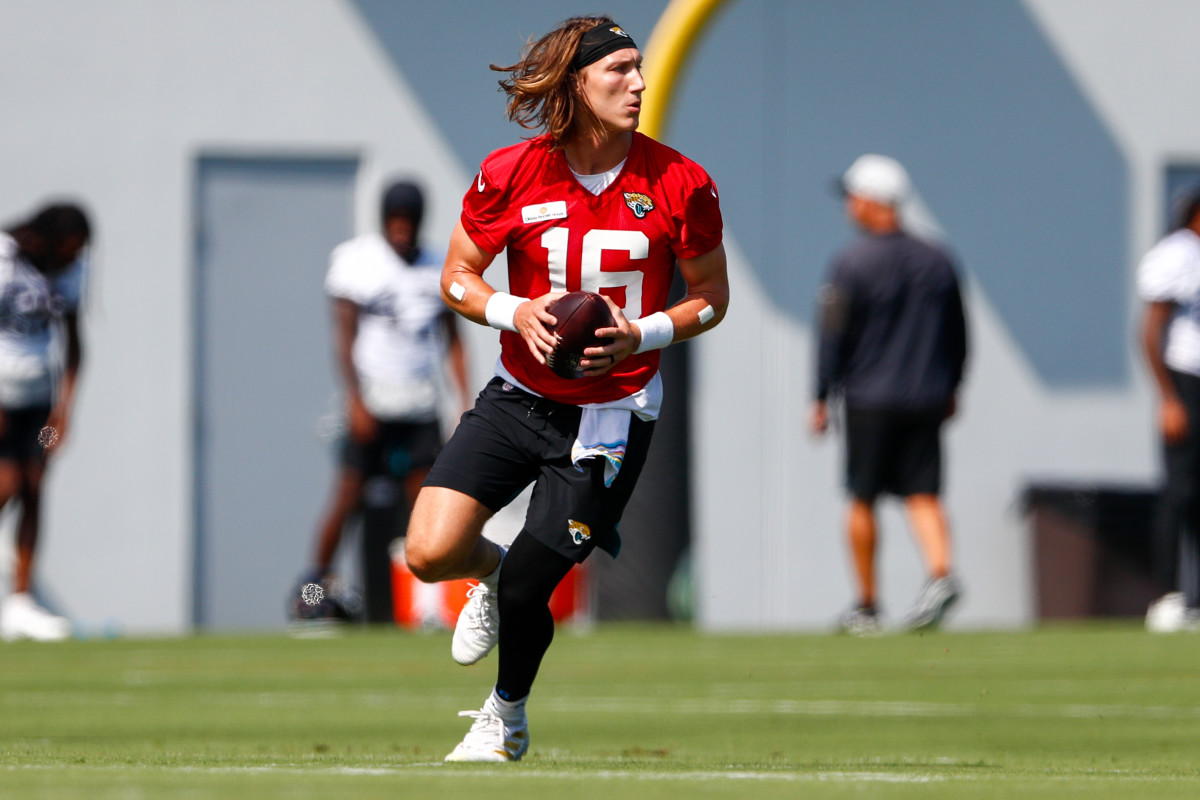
top-left (570, 159), bottom-right (626, 195)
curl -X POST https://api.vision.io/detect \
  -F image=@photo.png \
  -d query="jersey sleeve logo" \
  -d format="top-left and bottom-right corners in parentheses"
top-left (623, 192), bottom-right (655, 219)
top-left (477, 171), bottom-right (486, 192)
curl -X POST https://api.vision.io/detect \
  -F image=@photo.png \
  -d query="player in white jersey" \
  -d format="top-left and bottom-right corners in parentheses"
top-left (1138, 184), bottom-right (1200, 631)
top-left (291, 181), bottom-right (470, 624)
top-left (0, 202), bottom-right (90, 642)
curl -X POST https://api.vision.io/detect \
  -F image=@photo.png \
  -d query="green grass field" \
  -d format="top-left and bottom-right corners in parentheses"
top-left (2, 623), bottom-right (1198, 799)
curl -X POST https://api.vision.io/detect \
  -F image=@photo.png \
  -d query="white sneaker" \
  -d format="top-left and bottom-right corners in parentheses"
top-left (1145, 592), bottom-right (1200, 632)
top-left (904, 575), bottom-right (962, 630)
top-left (838, 605), bottom-right (882, 636)
top-left (452, 581), bottom-right (499, 665)
top-left (444, 709), bottom-right (529, 762)
top-left (1, 593), bottom-right (72, 642)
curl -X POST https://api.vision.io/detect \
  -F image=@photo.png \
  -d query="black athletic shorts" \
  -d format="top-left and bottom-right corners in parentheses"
top-left (844, 406), bottom-right (945, 501)
top-left (423, 377), bottom-right (656, 562)
top-left (0, 404), bottom-right (51, 462)
top-left (340, 418), bottom-right (443, 478)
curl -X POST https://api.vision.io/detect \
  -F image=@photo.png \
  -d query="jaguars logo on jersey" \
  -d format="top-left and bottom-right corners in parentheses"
top-left (623, 192), bottom-right (655, 220)
top-left (568, 519), bottom-right (592, 545)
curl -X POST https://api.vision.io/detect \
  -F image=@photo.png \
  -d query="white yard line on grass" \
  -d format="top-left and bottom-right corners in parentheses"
top-left (539, 696), bottom-right (1200, 720)
top-left (10, 691), bottom-right (1193, 721)
top-left (8, 763), bottom-right (1199, 785)
top-left (4, 763), bottom-right (940, 783)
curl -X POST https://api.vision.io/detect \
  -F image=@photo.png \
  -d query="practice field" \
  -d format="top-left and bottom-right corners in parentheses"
top-left (1, 623), bottom-right (1198, 799)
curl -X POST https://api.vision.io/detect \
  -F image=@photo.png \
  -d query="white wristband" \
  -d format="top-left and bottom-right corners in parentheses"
top-left (632, 311), bottom-right (674, 354)
top-left (484, 292), bottom-right (525, 333)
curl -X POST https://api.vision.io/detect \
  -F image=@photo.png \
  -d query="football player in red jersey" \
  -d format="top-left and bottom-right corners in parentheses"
top-left (404, 16), bottom-right (729, 762)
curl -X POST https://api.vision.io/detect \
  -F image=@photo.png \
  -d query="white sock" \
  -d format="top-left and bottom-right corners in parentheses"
top-left (479, 544), bottom-right (508, 591)
top-left (484, 689), bottom-right (527, 722)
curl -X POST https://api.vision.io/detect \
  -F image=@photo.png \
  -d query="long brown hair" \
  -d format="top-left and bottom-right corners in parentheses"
top-left (491, 16), bottom-right (616, 148)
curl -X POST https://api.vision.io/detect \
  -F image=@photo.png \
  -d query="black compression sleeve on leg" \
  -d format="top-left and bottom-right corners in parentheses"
top-left (494, 530), bottom-right (575, 702)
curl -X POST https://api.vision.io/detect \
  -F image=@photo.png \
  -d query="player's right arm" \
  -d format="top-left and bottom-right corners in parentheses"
top-left (44, 309), bottom-right (82, 453)
top-left (1141, 299), bottom-right (1187, 444)
top-left (440, 220), bottom-right (561, 364)
top-left (332, 297), bottom-right (376, 443)
top-left (811, 260), bottom-right (853, 437)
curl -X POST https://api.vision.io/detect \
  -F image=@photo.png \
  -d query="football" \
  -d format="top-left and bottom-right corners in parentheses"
top-left (545, 291), bottom-right (615, 379)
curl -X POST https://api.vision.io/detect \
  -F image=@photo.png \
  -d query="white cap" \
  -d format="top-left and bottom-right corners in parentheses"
top-left (839, 154), bottom-right (912, 207)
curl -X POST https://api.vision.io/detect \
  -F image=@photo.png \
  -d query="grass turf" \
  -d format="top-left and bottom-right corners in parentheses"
top-left (1, 622), bottom-right (1198, 799)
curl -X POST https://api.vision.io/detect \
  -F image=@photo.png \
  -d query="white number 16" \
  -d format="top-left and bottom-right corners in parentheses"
top-left (540, 227), bottom-right (648, 320)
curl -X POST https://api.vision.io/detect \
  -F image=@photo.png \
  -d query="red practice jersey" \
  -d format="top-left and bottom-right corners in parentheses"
top-left (461, 132), bottom-right (723, 404)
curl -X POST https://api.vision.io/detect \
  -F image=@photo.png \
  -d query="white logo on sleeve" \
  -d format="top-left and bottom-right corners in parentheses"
top-left (477, 171), bottom-right (486, 192)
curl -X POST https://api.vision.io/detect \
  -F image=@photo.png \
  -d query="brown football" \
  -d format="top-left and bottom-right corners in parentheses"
top-left (545, 291), bottom-right (615, 379)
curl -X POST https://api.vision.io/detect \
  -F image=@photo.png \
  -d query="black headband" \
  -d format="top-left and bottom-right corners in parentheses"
top-left (571, 21), bottom-right (638, 71)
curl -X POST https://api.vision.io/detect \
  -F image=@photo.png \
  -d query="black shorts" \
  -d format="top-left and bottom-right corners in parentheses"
top-left (844, 406), bottom-right (945, 501)
top-left (0, 405), bottom-right (51, 463)
top-left (340, 418), bottom-right (443, 478)
top-left (423, 377), bottom-right (655, 563)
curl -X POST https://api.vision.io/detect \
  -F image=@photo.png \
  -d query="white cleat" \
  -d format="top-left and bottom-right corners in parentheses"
top-left (452, 581), bottom-right (499, 665)
top-left (444, 709), bottom-right (529, 762)
top-left (1146, 592), bottom-right (1199, 632)
top-left (904, 575), bottom-right (962, 631)
top-left (1, 593), bottom-right (72, 642)
top-left (838, 605), bottom-right (882, 636)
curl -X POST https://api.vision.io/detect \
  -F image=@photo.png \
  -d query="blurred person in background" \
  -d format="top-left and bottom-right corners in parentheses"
top-left (403, 16), bottom-right (727, 761)
top-left (290, 179), bottom-right (470, 626)
top-left (0, 201), bottom-right (89, 642)
top-left (810, 154), bottom-right (968, 635)
top-left (1139, 184), bottom-right (1200, 633)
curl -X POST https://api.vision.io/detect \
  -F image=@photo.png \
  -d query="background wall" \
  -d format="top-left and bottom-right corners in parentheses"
top-left (0, 0), bottom-right (475, 632)
top-left (689, 0), bottom-right (1200, 629)
top-left (0, 0), bottom-right (1195, 633)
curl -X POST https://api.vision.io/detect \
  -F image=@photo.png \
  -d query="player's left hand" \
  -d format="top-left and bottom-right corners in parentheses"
top-left (581, 295), bottom-right (638, 376)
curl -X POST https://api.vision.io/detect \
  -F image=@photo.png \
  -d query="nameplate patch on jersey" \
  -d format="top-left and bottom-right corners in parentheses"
top-left (624, 192), bottom-right (655, 219)
top-left (522, 201), bottom-right (567, 224)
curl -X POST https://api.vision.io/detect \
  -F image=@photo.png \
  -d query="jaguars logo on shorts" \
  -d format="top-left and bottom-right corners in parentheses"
top-left (623, 192), bottom-right (655, 219)
top-left (568, 519), bottom-right (592, 545)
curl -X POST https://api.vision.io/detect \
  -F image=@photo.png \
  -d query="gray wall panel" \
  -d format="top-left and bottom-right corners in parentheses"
top-left (669, 0), bottom-right (1127, 388)
top-left (193, 156), bottom-right (356, 629)
top-left (348, 1), bottom-right (669, 172)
